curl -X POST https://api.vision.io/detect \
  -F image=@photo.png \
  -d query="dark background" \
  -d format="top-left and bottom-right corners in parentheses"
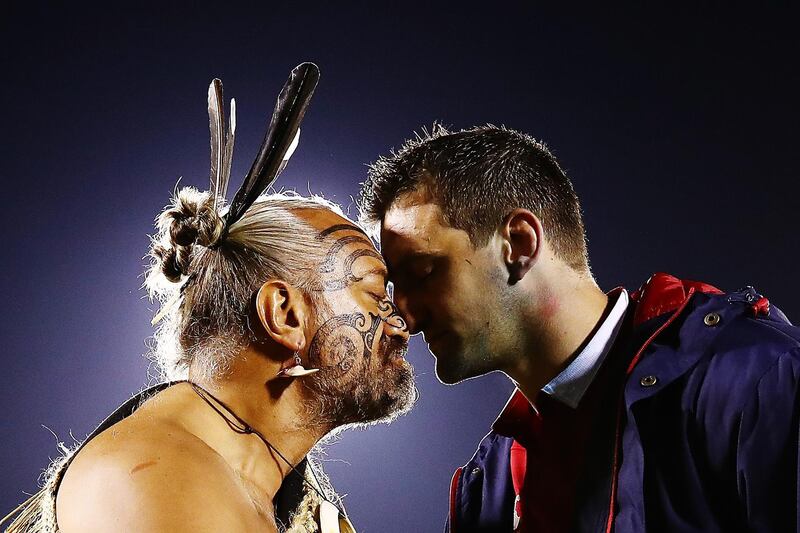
top-left (1, 3), bottom-right (798, 531)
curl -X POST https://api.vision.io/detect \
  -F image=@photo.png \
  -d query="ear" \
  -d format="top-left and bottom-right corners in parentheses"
top-left (255, 280), bottom-right (309, 352)
top-left (499, 209), bottom-right (543, 284)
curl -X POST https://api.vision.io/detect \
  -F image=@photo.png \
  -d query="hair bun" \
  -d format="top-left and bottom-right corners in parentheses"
top-left (151, 187), bottom-right (223, 284)
top-left (152, 244), bottom-right (183, 283)
top-left (165, 189), bottom-right (223, 246)
top-left (171, 219), bottom-right (199, 247)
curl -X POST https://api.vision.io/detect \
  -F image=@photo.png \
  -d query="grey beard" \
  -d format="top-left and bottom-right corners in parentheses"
top-left (299, 334), bottom-right (416, 431)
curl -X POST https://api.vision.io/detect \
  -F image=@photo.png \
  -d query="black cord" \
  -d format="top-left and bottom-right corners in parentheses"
top-left (189, 382), bottom-right (342, 516)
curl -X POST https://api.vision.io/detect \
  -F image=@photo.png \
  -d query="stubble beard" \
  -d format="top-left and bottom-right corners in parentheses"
top-left (435, 328), bottom-right (502, 385)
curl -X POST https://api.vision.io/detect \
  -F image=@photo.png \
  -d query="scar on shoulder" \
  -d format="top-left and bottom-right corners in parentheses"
top-left (129, 460), bottom-right (158, 475)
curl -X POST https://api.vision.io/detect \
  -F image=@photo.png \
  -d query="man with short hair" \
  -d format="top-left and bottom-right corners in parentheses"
top-left (359, 124), bottom-right (800, 532)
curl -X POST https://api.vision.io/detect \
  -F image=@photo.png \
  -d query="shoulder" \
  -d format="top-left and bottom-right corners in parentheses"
top-left (691, 292), bottom-right (800, 379)
top-left (656, 287), bottom-right (800, 376)
top-left (666, 291), bottom-right (800, 419)
top-left (56, 416), bottom-right (266, 532)
top-left (629, 288), bottom-right (800, 419)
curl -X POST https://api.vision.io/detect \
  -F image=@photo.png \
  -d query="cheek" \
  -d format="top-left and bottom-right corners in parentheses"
top-left (442, 259), bottom-right (496, 315)
top-left (329, 337), bottom-right (358, 372)
top-left (308, 314), bottom-right (364, 372)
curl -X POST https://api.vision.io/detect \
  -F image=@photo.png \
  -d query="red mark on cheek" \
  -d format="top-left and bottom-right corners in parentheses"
top-left (129, 460), bottom-right (158, 475)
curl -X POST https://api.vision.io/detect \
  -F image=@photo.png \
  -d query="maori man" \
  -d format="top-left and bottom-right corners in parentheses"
top-left (52, 194), bottom-right (411, 533)
top-left (4, 64), bottom-right (415, 532)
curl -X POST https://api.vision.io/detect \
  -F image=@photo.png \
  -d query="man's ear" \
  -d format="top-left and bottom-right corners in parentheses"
top-left (255, 280), bottom-right (309, 352)
top-left (500, 209), bottom-right (543, 284)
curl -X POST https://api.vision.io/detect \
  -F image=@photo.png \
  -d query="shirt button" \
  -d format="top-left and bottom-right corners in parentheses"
top-left (703, 312), bottom-right (721, 326)
top-left (640, 375), bottom-right (658, 387)
top-left (471, 467), bottom-right (481, 476)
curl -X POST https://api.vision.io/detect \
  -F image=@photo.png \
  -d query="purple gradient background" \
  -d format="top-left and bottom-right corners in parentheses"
top-left (2, 4), bottom-right (798, 531)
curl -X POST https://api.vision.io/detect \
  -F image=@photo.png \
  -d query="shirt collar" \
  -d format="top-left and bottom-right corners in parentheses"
top-left (542, 288), bottom-right (629, 408)
top-left (492, 288), bottom-right (629, 436)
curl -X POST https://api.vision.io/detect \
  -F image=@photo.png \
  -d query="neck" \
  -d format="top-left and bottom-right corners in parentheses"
top-left (507, 261), bottom-right (609, 403)
top-left (180, 348), bottom-right (327, 504)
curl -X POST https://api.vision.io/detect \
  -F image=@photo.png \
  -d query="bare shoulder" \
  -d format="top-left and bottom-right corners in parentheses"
top-left (56, 415), bottom-right (271, 532)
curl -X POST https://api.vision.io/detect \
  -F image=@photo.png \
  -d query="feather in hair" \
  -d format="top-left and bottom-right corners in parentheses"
top-left (221, 97), bottom-right (236, 204)
top-left (207, 79), bottom-right (228, 211)
top-left (222, 62), bottom-right (320, 233)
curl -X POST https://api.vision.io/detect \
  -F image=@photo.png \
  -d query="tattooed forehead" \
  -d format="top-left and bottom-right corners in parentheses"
top-left (313, 223), bottom-right (386, 291)
top-left (316, 223), bottom-right (371, 241)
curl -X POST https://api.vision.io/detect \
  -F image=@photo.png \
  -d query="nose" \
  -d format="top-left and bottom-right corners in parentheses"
top-left (381, 298), bottom-right (411, 343)
top-left (383, 317), bottom-right (410, 345)
top-left (392, 288), bottom-right (421, 335)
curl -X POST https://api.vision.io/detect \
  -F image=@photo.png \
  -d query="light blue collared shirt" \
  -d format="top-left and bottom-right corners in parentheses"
top-left (541, 289), bottom-right (629, 409)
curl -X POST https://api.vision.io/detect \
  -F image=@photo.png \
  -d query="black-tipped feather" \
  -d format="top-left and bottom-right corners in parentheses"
top-left (151, 64), bottom-right (318, 326)
top-left (223, 62), bottom-right (320, 230)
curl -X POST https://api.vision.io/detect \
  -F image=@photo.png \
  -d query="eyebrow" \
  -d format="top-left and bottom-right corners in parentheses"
top-left (348, 256), bottom-right (389, 289)
top-left (361, 265), bottom-right (389, 283)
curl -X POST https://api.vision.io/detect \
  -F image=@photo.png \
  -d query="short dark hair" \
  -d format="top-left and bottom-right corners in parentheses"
top-left (358, 124), bottom-right (588, 271)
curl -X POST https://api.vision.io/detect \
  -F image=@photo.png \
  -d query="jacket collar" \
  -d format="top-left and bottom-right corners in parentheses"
top-left (542, 289), bottom-right (630, 408)
top-left (492, 273), bottom-right (723, 435)
top-left (492, 388), bottom-right (535, 438)
top-left (631, 272), bottom-right (722, 325)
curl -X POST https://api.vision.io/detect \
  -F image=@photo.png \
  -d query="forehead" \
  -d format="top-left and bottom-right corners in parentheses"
top-left (299, 208), bottom-right (373, 242)
top-left (297, 207), bottom-right (386, 273)
top-left (380, 190), bottom-right (469, 263)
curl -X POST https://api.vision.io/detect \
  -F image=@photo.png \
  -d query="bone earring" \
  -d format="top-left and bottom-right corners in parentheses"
top-left (277, 351), bottom-right (319, 378)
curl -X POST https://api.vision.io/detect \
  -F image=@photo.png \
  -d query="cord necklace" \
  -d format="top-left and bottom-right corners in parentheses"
top-left (189, 382), bottom-right (339, 513)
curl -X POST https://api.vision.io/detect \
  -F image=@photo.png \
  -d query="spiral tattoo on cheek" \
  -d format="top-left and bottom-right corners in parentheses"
top-left (307, 311), bottom-right (382, 374)
top-left (307, 302), bottom-right (408, 375)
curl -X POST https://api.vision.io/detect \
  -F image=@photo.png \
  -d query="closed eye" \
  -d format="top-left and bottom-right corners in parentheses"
top-left (369, 292), bottom-right (386, 302)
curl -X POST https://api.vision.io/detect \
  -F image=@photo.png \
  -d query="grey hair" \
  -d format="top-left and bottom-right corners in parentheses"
top-left (145, 187), bottom-right (345, 381)
top-left (3, 191), bottom-right (348, 532)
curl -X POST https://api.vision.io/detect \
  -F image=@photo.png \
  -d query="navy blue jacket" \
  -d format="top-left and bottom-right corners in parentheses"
top-left (447, 273), bottom-right (800, 532)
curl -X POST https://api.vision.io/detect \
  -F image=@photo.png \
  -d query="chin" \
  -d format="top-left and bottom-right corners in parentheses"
top-left (337, 361), bottom-right (418, 428)
top-left (374, 361), bottom-right (418, 420)
top-left (435, 354), bottom-right (492, 385)
top-left (434, 358), bottom-right (470, 385)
